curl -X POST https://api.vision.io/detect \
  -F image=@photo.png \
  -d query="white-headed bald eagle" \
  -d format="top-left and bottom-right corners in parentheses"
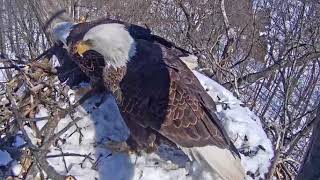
top-left (52, 18), bottom-right (245, 180)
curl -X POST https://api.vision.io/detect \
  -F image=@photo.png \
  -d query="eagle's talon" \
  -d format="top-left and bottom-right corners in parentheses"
top-left (145, 142), bottom-right (158, 153)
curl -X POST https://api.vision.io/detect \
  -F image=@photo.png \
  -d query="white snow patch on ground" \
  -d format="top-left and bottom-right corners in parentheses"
top-left (193, 71), bottom-right (274, 180)
top-left (11, 162), bottom-right (22, 176)
top-left (35, 105), bottom-right (49, 130)
top-left (14, 136), bottom-right (26, 147)
top-left (46, 94), bottom-right (203, 180)
top-left (0, 150), bottom-right (12, 165)
top-left (0, 69), bottom-right (7, 82)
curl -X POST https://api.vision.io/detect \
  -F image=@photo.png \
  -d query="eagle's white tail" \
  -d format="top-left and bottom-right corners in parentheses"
top-left (183, 146), bottom-right (245, 180)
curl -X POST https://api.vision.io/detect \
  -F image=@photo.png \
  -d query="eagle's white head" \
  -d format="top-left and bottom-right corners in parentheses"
top-left (75, 23), bottom-right (136, 68)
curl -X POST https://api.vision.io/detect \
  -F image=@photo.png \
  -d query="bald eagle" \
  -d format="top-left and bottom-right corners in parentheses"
top-left (52, 18), bottom-right (245, 180)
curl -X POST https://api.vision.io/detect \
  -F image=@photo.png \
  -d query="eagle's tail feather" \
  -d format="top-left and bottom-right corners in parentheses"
top-left (184, 146), bottom-right (245, 180)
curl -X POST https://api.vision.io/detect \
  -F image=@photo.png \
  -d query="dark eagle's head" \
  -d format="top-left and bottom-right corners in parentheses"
top-left (72, 23), bottom-right (136, 68)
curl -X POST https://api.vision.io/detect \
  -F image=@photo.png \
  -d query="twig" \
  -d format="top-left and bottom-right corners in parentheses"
top-left (92, 154), bottom-right (103, 170)
top-left (47, 153), bottom-right (94, 160)
top-left (41, 88), bottom-right (95, 149)
top-left (43, 116), bottom-right (82, 148)
top-left (67, 122), bottom-right (84, 144)
top-left (33, 152), bottom-right (66, 180)
top-left (32, 46), bottom-right (55, 61)
top-left (22, 117), bottom-right (49, 122)
top-left (80, 152), bottom-right (93, 168)
top-left (58, 147), bottom-right (69, 173)
top-left (0, 65), bottom-right (25, 69)
top-left (6, 87), bottom-right (38, 150)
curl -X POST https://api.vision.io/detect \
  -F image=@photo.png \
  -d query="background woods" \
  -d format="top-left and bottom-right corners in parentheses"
top-left (0, 0), bottom-right (319, 179)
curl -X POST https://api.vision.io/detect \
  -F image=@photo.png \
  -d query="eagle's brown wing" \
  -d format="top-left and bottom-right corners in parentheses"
top-left (160, 61), bottom-right (230, 148)
top-left (119, 40), bottom-right (233, 151)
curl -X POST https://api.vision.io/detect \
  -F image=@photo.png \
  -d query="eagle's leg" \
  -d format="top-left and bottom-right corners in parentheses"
top-left (126, 132), bottom-right (158, 154)
top-left (105, 130), bottom-right (158, 155)
top-left (125, 130), bottom-right (158, 154)
top-left (91, 78), bottom-right (106, 93)
top-left (122, 119), bottom-right (160, 154)
top-left (105, 134), bottom-right (156, 155)
top-left (145, 133), bottom-right (158, 153)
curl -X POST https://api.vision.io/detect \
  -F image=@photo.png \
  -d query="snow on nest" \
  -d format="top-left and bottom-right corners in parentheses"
top-left (43, 92), bottom-right (212, 180)
top-left (0, 150), bottom-right (12, 166)
top-left (9, 71), bottom-right (273, 180)
top-left (193, 71), bottom-right (274, 179)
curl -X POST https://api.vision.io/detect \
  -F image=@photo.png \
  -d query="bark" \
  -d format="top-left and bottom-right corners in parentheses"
top-left (296, 106), bottom-right (320, 180)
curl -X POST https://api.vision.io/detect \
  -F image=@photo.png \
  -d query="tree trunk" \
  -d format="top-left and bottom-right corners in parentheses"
top-left (296, 106), bottom-right (320, 180)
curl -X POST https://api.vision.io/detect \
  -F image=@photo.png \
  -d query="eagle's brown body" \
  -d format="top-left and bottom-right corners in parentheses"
top-left (104, 40), bottom-right (230, 149)
top-left (55, 18), bottom-right (245, 180)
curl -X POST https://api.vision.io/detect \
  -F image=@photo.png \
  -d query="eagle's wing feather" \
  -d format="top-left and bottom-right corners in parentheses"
top-left (161, 64), bottom-right (229, 148)
top-left (120, 40), bottom-right (233, 151)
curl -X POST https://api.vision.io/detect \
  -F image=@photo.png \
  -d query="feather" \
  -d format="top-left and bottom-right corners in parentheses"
top-left (182, 146), bottom-right (245, 180)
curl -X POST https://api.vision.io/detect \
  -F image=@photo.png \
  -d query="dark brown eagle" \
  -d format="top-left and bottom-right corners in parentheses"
top-left (52, 18), bottom-right (245, 180)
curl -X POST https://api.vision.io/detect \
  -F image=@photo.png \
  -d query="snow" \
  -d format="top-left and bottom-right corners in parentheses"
top-left (0, 150), bottom-right (12, 165)
top-left (46, 94), bottom-right (195, 180)
top-left (35, 106), bottom-right (49, 130)
top-left (0, 97), bottom-right (9, 106)
top-left (14, 136), bottom-right (26, 147)
top-left (12, 71), bottom-right (273, 179)
top-left (193, 71), bottom-right (274, 179)
top-left (67, 89), bottom-right (77, 104)
top-left (24, 126), bottom-right (40, 145)
top-left (0, 69), bottom-right (7, 82)
top-left (11, 162), bottom-right (22, 176)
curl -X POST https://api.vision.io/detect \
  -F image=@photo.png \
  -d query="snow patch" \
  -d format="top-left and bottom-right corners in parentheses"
top-left (11, 162), bottom-right (22, 176)
top-left (46, 92), bottom-right (214, 180)
top-left (0, 150), bottom-right (12, 165)
top-left (35, 106), bottom-right (49, 130)
top-left (193, 71), bottom-right (274, 180)
top-left (14, 136), bottom-right (26, 147)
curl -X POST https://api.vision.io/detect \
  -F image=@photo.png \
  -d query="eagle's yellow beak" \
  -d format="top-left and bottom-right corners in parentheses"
top-left (76, 40), bottom-right (92, 57)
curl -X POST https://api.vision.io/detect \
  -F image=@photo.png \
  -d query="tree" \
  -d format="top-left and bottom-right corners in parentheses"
top-left (296, 105), bottom-right (320, 180)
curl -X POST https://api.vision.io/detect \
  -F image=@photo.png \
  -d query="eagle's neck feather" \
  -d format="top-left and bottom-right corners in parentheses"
top-left (83, 23), bottom-right (136, 68)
